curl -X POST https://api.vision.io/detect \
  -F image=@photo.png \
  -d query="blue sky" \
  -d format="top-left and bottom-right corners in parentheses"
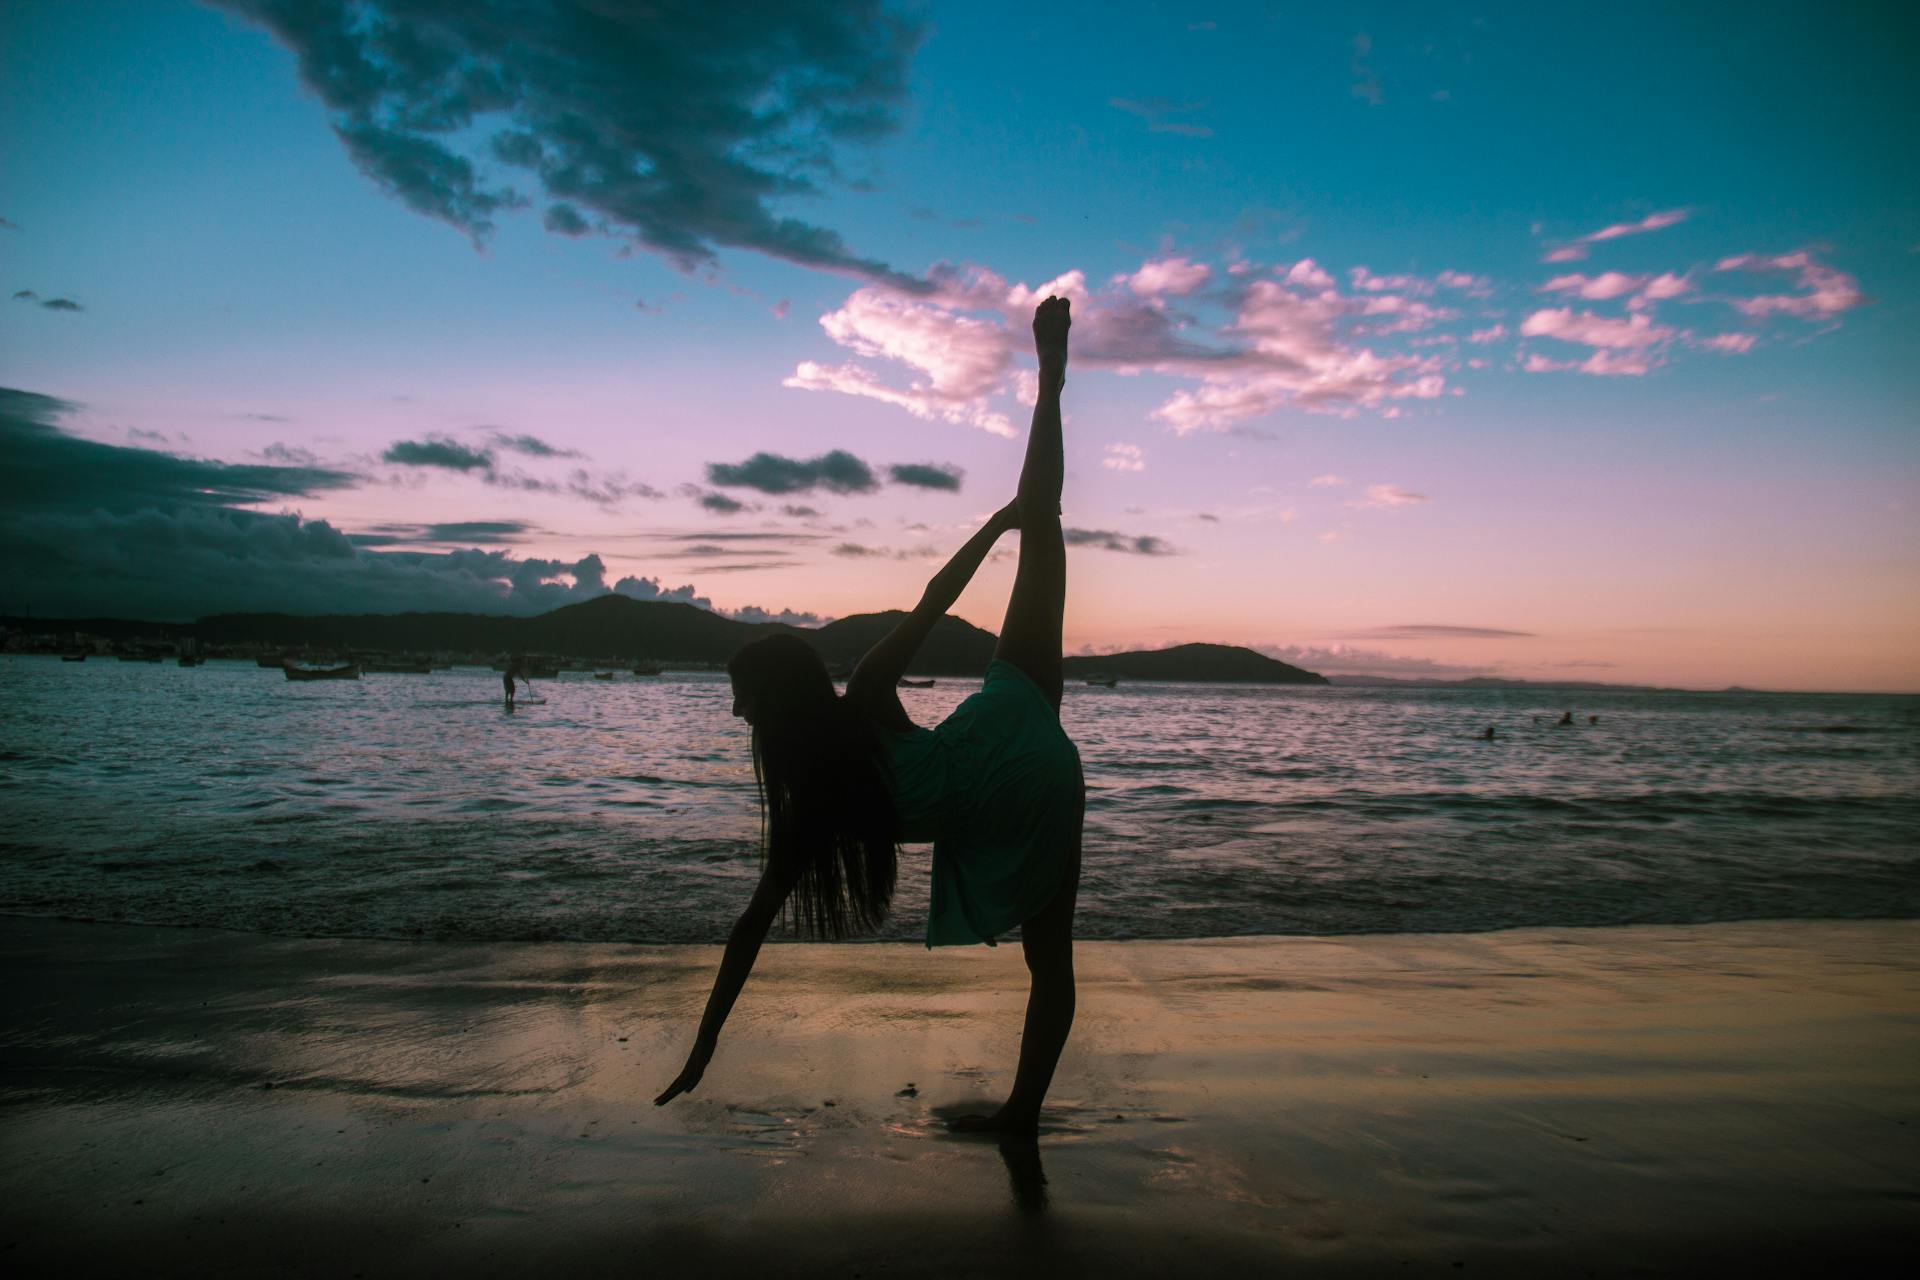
top-left (2, 1), bottom-right (1916, 688)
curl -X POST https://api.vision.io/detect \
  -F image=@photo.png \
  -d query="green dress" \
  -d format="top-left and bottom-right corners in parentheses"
top-left (879, 660), bottom-right (1084, 948)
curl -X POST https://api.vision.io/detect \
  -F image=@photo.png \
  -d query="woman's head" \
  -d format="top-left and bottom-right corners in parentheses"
top-left (727, 633), bottom-right (834, 735)
top-left (727, 635), bottom-right (897, 938)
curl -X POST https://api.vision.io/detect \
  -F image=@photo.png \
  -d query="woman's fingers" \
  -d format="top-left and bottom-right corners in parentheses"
top-left (654, 1063), bottom-right (703, 1105)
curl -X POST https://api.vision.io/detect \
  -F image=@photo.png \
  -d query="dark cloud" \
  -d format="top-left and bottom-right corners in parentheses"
top-left (0, 388), bottom-right (722, 620)
top-left (782, 504), bottom-right (822, 518)
top-left (0, 216), bottom-right (18, 230)
top-left (542, 202), bottom-right (590, 236)
top-left (699, 492), bottom-right (746, 514)
top-left (485, 430), bottom-right (578, 459)
top-left (12, 290), bottom-right (36, 300)
top-left (41, 298), bottom-right (83, 312)
top-left (1063, 527), bottom-right (1177, 556)
top-left (887, 462), bottom-right (963, 492)
top-left (557, 469), bottom-right (661, 504)
top-left (244, 412), bottom-right (293, 423)
top-left (832, 542), bottom-right (884, 557)
top-left (384, 434), bottom-right (651, 504)
top-left (383, 436), bottom-right (493, 470)
top-left (1344, 624), bottom-right (1535, 639)
top-left (419, 520), bottom-right (536, 543)
top-left (262, 442), bottom-right (320, 466)
top-left (1, 388), bottom-right (358, 515)
top-left (707, 449), bottom-right (878, 495)
top-left (214, 0), bottom-right (927, 288)
top-left (1196, 512), bottom-right (1221, 522)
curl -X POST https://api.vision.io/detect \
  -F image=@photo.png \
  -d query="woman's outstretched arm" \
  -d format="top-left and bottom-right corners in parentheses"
top-left (654, 858), bottom-right (796, 1105)
top-left (845, 501), bottom-right (1020, 718)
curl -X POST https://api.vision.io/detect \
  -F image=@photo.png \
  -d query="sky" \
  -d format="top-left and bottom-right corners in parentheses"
top-left (2, 0), bottom-right (1917, 691)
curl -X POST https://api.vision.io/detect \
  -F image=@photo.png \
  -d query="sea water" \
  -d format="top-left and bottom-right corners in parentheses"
top-left (1, 656), bottom-right (1915, 943)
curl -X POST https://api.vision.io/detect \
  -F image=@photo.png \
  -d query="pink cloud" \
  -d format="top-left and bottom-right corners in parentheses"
top-left (1311, 474), bottom-right (1349, 487)
top-left (1350, 267), bottom-right (1435, 295)
top-left (1583, 208), bottom-right (1689, 243)
top-left (1467, 323), bottom-right (1507, 343)
top-left (1283, 258), bottom-right (1336, 289)
top-left (1436, 270), bottom-right (1491, 294)
top-left (797, 251), bottom-right (1461, 439)
top-left (1713, 251), bottom-right (1864, 320)
top-left (1541, 271), bottom-right (1644, 300)
top-left (1696, 332), bottom-right (1757, 353)
top-left (1539, 207), bottom-right (1689, 264)
top-left (1522, 350), bottom-right (1654, 377)
top-left (1360, 484), bottom-right (1429, 508)
top-left (1638, 272), bottom-right (1693, 301)
top-left (1520, 307), bottom-right (1673, 349)
top-left (1102, 443), bottom-right (1146, 472)
top-left (1126, 256), bottom-right (1213, 296)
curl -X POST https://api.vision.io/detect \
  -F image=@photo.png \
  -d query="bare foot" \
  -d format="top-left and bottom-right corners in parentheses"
top-left (944, 1106), bottom-right (1039, 1137)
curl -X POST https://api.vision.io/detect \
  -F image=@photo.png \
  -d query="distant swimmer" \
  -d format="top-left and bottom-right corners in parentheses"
top-left (1589, 714), bottom-right (1599, 725)
top-left (1558, 710), bottom-right (1574, 726)
top-left (1483, 725), bottom-right (1497, 740)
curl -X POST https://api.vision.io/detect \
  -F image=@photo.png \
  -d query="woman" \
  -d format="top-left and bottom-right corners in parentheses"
top-left (654, 297), bottom-right (1082, 1136)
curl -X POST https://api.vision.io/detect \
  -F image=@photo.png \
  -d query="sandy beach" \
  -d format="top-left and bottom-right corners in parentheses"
top-left (2, 916), bottom-right (1916, 1277)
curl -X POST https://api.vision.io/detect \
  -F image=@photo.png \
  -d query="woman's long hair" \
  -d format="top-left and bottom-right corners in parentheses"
top-left (728, 635), bottom-right (897, 939)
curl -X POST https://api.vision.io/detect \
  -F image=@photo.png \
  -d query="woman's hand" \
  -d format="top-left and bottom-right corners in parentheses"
top-left (653, 1036), bottom-right (714, 1105)
top-left (1032, 295), bottom-right (1071, 374)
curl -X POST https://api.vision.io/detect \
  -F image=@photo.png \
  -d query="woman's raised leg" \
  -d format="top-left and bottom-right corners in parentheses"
top-left (993, 296), bottom-right (1071, 709)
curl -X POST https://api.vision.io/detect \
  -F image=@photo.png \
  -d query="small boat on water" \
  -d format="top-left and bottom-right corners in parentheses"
top-left (593, 671), bottom-right (616, 680)
top-left (283, 662), bottom-right (361, 681)
top-left (61, 653), bottom-right (87, 663)
top-left (899, 678), bottom-right (936, 688)
top-left (1084, 676), bottom-right (1119, 688)
top-left (631, 664), bottom-right (662, 676)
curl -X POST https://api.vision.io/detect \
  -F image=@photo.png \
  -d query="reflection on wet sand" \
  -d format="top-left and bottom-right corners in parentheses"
top-left (2, 917), bottom-right (1916, 1275)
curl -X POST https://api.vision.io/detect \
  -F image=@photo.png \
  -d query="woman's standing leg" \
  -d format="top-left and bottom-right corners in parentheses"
top-left (953, 298), bottom-right (1079, 1138)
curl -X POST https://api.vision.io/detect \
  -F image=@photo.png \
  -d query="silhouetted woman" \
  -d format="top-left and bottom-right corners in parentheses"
top-left (655, 298), bottom-right (1083, 1136)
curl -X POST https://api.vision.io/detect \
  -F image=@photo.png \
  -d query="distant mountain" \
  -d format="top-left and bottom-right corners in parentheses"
top-left (16, 596), bottom-right (1331, 683)
top-left (1064, 642), bottom-right (1326, 685)
top-left (1326, 674), bottom-right (1676, 693)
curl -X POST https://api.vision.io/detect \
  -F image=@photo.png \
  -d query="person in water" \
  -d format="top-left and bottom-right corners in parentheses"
top-left (503, 656), bottom-right (529, 709)
top-left (1558, 710), bottom-right (1575, 726)
top-left (655, 297), bottom-right (1084, 1137)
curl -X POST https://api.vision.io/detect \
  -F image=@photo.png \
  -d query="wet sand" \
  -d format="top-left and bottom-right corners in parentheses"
top-left (2, 916), bottom-right (1916, 1277)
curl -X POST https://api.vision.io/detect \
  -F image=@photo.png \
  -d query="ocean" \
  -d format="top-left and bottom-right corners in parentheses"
top-left (2, 656), bottom-right (1915, 943)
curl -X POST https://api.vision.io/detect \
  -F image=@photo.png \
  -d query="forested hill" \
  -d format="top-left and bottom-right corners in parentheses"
top-left (1063, 642), bottom-right (1327, 685)
top-left (30, 595), bottom-right (1329, 682)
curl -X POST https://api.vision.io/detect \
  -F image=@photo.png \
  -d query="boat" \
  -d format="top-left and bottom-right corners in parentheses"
top-left (1084, 676), bottom-right (1119, 688)
top-left (593, 671), bottom-right (616, 680)
top-left (899, 678), bottom-right (936, 688)
top-left (61, 653), bottom-right (87, 663)
top-left (631, 664), bottom-right (662, 676)
top-left (283, 662), bottom-right (361, 681)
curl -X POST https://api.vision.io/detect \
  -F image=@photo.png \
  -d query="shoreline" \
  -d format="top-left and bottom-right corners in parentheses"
top-left (7, 905), bottom-right (1920, 948)
top-left (4, 916), bottom-right (1917, 1275)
